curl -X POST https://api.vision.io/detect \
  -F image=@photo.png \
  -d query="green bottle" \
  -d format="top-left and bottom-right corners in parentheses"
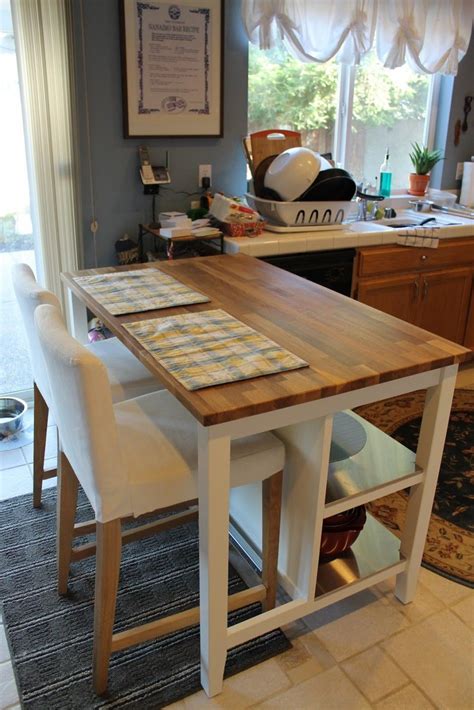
top-left (379, 149), bottom-right (392, 197)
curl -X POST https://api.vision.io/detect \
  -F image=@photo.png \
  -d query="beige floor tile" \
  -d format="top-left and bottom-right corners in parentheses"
top-left (298, 632), bottom-right (337, 670)
top-left (385, 580), bottom-right (445, 623)
top-left (0, 449), bottom-right (26, 472)
top-left (382, 609), bottom-right (473, 709)
top-left (418, 568), bottom-right (472, 606)
top-left (0, 465), bottom-right (32, 501)
top-left (257, 666), bottom-right (370, 709)
top-left (274, 639), bottom-right (311, 673)
top-left (450, 594), bottom-right (474, 629)
top-left (286, 657), bottom-right (327, 686)
top-left (182, 659), bottom-right (290, 709)
top-left (374, 683), bottom-right (435, 709)
top-left (311, 598), bottom-right (409, 662)
top-left (341, 645), bottom-right (408, 702)
top-left (165, 702), bottom-right (186, 709)
top-left (0, 626), bottom-right (10, 664)
top-left (21, 425), bottom-right (57, 464)
top-left (0, 661), bottom-right (20, 709)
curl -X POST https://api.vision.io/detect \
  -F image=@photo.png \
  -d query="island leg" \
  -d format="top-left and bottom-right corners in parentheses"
top-left (198, 424), bottom-right (231, 697)
top-left (66, 288), bottom-right (89, 344)
top-left (395, 364), bottom-right (458, 603)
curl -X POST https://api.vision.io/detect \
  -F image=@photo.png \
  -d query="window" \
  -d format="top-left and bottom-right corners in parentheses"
top-left (0, 0), bottom-right (36, 396)
top-left (248, 41), bottom-right (435, 191)
top-left (345, 49), bottom-right (431, 189)
top-left (248, 42), bottom-right (338, 156)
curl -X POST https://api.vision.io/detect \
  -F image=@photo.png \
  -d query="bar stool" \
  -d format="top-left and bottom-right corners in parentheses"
top-left (34, 302), bottom-right (284, 695)
top-left (12, 263), bottom-right (162, 507)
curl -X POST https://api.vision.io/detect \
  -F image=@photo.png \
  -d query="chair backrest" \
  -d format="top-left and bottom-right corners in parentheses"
top-left (11, 263), bottom-right (61, 405)
top-left (35, 303), bottom-right (129, 522)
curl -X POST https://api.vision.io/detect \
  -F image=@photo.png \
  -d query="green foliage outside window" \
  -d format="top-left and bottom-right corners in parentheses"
top-left (248, 44), bottom-right (428, 134)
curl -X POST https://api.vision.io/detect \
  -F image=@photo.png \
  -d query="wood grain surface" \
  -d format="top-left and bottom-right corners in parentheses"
top-left (62, 254), bottom-right (471, 425)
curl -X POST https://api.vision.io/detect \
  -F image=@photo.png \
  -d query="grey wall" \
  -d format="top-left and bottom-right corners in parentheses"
top-left (72, 2), bottom-right (473, 267)
top-left (72, 0), bottom-right (249, 267)
top-left (431, 38), bottom-right (474, 190)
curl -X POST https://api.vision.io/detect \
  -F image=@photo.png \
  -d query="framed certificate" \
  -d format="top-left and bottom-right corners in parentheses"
top-left (120, 0), bottom-right (223, 137)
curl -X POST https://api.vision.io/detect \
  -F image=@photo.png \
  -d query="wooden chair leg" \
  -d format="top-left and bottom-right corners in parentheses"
top-left (261, 470), bottom-right (283, 612)
top-left (93, 519), bottom-right (122, 696)
top-left (33, 382), bottom-right (48, 508)
top-left (57, 452), bottom-right (79, 595)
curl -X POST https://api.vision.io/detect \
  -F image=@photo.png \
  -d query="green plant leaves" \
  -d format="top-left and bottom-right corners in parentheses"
top-left (409, 142), bottom-right (443, 174)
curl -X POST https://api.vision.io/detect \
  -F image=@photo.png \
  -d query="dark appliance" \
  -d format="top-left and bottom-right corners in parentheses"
top-left (261, 248), bottom-right (355, 296)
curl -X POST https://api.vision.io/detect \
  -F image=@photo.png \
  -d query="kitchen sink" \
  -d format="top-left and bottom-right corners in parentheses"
top-left (378, 212), bottom-right (462, 229)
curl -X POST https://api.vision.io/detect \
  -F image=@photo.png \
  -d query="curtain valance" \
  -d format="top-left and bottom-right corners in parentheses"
top-left (241, 0), bottom-right (473, 75)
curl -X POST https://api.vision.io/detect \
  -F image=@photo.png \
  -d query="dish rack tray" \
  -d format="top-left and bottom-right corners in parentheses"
top-left (246, 193), bottom-right (357, 228)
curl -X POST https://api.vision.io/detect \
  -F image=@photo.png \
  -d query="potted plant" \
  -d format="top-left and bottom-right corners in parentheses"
top-left (408, 143), bottom-right (443, 196)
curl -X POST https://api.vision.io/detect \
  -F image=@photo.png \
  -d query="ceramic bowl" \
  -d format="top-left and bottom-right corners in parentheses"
top-left (264, 147), bottom-right (330, 201)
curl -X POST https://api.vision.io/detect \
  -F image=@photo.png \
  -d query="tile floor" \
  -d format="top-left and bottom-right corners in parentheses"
top-left (0, 366), bottom-right (473, 709)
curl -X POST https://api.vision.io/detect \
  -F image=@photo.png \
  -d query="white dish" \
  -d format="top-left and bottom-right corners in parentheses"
top-left (245, 193), bottom-right (357, 227)
top-left (264, 147), bottom-right (327, 201)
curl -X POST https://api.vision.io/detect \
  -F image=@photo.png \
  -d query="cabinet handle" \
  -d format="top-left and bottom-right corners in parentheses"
top-left (423, 279), bottom-right (429, 299)
top-left (413, 280), bottom-right (419, 301)
top-left (420, 254), bottom-right (427, 261)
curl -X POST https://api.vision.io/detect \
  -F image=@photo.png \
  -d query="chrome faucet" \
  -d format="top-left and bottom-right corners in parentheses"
top-left (356, 185), bottom-right (385, 221)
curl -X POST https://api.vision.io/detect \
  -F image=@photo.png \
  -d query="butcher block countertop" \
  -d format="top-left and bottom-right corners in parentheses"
top-left (62, 254), bottom-right (471, 425)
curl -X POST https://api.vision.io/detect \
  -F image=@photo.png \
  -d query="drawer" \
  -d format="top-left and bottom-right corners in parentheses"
top-left (357, 238), bottom-right (474, 277)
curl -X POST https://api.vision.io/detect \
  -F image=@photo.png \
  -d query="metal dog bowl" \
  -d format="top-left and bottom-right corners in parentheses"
top-left (0, 397), bottom-right (28, 438)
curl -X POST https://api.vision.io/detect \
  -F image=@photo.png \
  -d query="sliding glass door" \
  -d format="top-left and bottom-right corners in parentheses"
top-left (0, 0), bottom-right (39, 399)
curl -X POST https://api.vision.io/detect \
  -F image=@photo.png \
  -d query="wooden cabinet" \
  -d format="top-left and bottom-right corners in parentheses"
top-left (353, 237), bottom-right (474, 346)
top-left (357, 274), bottom-right (419, 324)
top-left (465, 285), bottom-right (474, 349)
top-left (417, 268), bottom-right (472, 343)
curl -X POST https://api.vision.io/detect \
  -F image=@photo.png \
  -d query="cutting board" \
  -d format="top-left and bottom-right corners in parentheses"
top-left (249, 129), bottom-right (302, 173)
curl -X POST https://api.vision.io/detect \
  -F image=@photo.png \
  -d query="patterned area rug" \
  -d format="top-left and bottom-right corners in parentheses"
top-left (356, 388), bottom-right (474, 588)
top-left (0, 489), bottom-right (290, 709)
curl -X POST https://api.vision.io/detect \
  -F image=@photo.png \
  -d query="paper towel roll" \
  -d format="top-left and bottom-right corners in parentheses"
top-left (460, 162), bottom-right (474, 207)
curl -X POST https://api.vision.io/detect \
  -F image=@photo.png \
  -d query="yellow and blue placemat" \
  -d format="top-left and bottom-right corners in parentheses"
top-left (73, 268), bottom-right (209, 315)
top-left (124, 309), bottom-right (308, 390)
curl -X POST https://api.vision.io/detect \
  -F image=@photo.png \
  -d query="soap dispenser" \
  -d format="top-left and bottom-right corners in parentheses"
top-left (379, 149), bottom-right (392, 198)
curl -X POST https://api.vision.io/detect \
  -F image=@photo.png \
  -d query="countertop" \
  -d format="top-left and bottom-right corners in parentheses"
top-left (62, 255), bottom-right (471, 425)
top-left (223, 213), bottom-right (474, 258)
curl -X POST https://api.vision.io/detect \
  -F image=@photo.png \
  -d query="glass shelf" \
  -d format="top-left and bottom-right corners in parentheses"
top-left (316, 514), bottom-right (404, 599)
top-left (324, 411), bottom-right (421, 516)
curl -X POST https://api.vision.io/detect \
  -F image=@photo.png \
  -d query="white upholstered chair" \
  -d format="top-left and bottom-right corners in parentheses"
top-left (12, 263), bottom-right (162, 507)
top-left (34, 302), bottom-right (284, 695)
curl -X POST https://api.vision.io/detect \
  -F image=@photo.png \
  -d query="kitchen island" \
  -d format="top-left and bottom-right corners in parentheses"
top-left (63, 254), bottom-right (470, 697)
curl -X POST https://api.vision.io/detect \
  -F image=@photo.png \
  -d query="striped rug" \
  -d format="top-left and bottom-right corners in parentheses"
top-left (0, 489), bottom-right (290, 709)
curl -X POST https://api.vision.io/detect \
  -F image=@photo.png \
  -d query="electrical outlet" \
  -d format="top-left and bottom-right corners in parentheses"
top-left (455, 162), bottom-right (464, 181)
top-left (198, 164), bottom-right (212, 187)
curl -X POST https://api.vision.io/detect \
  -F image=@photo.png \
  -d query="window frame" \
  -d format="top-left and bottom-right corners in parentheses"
top-left (333, 64), bottom-right (439, 188)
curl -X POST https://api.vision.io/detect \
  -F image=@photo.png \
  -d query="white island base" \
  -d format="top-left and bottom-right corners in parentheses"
top-left (225, 365), bottom-right (456, 655)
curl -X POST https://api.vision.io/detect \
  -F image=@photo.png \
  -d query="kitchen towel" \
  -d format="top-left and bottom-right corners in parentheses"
top-left (73, 268), bottom-right (209, 315)
top-left (123, 309), bottom-right (308, 390)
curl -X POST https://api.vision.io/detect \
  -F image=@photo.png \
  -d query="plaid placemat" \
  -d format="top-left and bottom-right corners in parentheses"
top-left (123, 309), bottom-right (308, 390)
top-left (73, 269), bottom-right (209, 315)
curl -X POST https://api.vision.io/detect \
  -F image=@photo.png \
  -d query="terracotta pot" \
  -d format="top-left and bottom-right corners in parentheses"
top-left (408, 173), bottom-right (430, 196)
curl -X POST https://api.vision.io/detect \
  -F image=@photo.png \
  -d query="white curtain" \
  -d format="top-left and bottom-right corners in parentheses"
top-left (242, 0), bottom-right (473, 75)
top-left (11, 0), bottom-right (80, 309)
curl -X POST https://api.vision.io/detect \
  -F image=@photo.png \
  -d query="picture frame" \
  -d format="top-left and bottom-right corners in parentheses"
top-left (119, 0), bottom-right (223, 138)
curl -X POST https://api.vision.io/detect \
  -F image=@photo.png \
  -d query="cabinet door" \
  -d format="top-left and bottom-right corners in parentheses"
top-left (356, 274), bottom-right (419, 324)
top-left (464, 284), bottom-right (474, 349)
top-left (418, 268), bottom-right (472, 343)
